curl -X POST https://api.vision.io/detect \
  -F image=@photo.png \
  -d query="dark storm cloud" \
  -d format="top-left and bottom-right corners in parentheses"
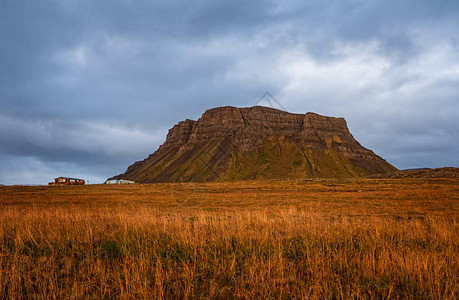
top-left (1, 0), bottom-right (458, 184)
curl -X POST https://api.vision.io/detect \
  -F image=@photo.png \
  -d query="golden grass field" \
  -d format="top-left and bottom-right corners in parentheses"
top-left (0, 178), bottom-right (458, 299)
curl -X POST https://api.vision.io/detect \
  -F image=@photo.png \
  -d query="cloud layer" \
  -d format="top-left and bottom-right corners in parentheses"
top-left (1, 0), bottom-right (458, 184)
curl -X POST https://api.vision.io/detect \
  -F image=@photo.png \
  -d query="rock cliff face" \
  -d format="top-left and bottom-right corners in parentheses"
top-left (111, 106), bottom-right (397, 182)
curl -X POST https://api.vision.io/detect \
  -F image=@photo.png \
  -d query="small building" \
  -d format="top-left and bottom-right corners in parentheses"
top-left (49, 177), bottom-right (85, 186)
top-left (105, 179), bottom-right (135, 184)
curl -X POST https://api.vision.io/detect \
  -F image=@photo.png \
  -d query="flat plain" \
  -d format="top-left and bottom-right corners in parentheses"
top-left (0, 178), bottom-right (458, 299)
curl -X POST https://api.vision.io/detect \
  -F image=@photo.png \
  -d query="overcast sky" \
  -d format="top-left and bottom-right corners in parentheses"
top-left (1, 0), bottom-right (458, 184)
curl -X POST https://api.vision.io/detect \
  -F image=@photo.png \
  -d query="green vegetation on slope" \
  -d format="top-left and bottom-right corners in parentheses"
top-left (221, 137), bottom-right (368, 180)
top-left (134, 137), bottom-right (390, 183)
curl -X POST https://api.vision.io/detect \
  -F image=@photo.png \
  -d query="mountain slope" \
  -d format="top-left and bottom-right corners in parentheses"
top-left (111, 106), bottom-right (397, 182)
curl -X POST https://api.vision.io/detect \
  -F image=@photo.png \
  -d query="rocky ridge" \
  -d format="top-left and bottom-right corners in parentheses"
top-left (369, 167), bottom-right (459, 178)
top-left (111, 106), bottom-right (397, 183)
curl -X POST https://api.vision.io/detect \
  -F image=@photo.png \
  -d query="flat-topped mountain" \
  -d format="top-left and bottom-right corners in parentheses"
top-left (111, 106), bottom-right (397, 182)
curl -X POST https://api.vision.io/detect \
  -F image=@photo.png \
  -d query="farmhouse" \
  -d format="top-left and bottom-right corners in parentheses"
top-left (49, 177), bottom-right (85, 186)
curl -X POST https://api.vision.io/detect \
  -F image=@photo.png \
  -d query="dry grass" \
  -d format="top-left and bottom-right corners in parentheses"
top-left (0, 178), bottom-right (458, 299)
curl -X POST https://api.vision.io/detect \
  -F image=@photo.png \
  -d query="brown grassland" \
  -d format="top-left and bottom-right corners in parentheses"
top-left (0, 178), bottom-right (458, 299)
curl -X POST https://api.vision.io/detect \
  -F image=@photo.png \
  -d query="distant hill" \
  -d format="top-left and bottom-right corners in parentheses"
top-left (369, 167), bottom-right (459, 178)
top-left (110, 106), bottom-right (397, 183)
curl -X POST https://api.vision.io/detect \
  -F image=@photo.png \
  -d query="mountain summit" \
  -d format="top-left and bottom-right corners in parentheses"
top-left (111, 106), bottom-right (397, 182)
